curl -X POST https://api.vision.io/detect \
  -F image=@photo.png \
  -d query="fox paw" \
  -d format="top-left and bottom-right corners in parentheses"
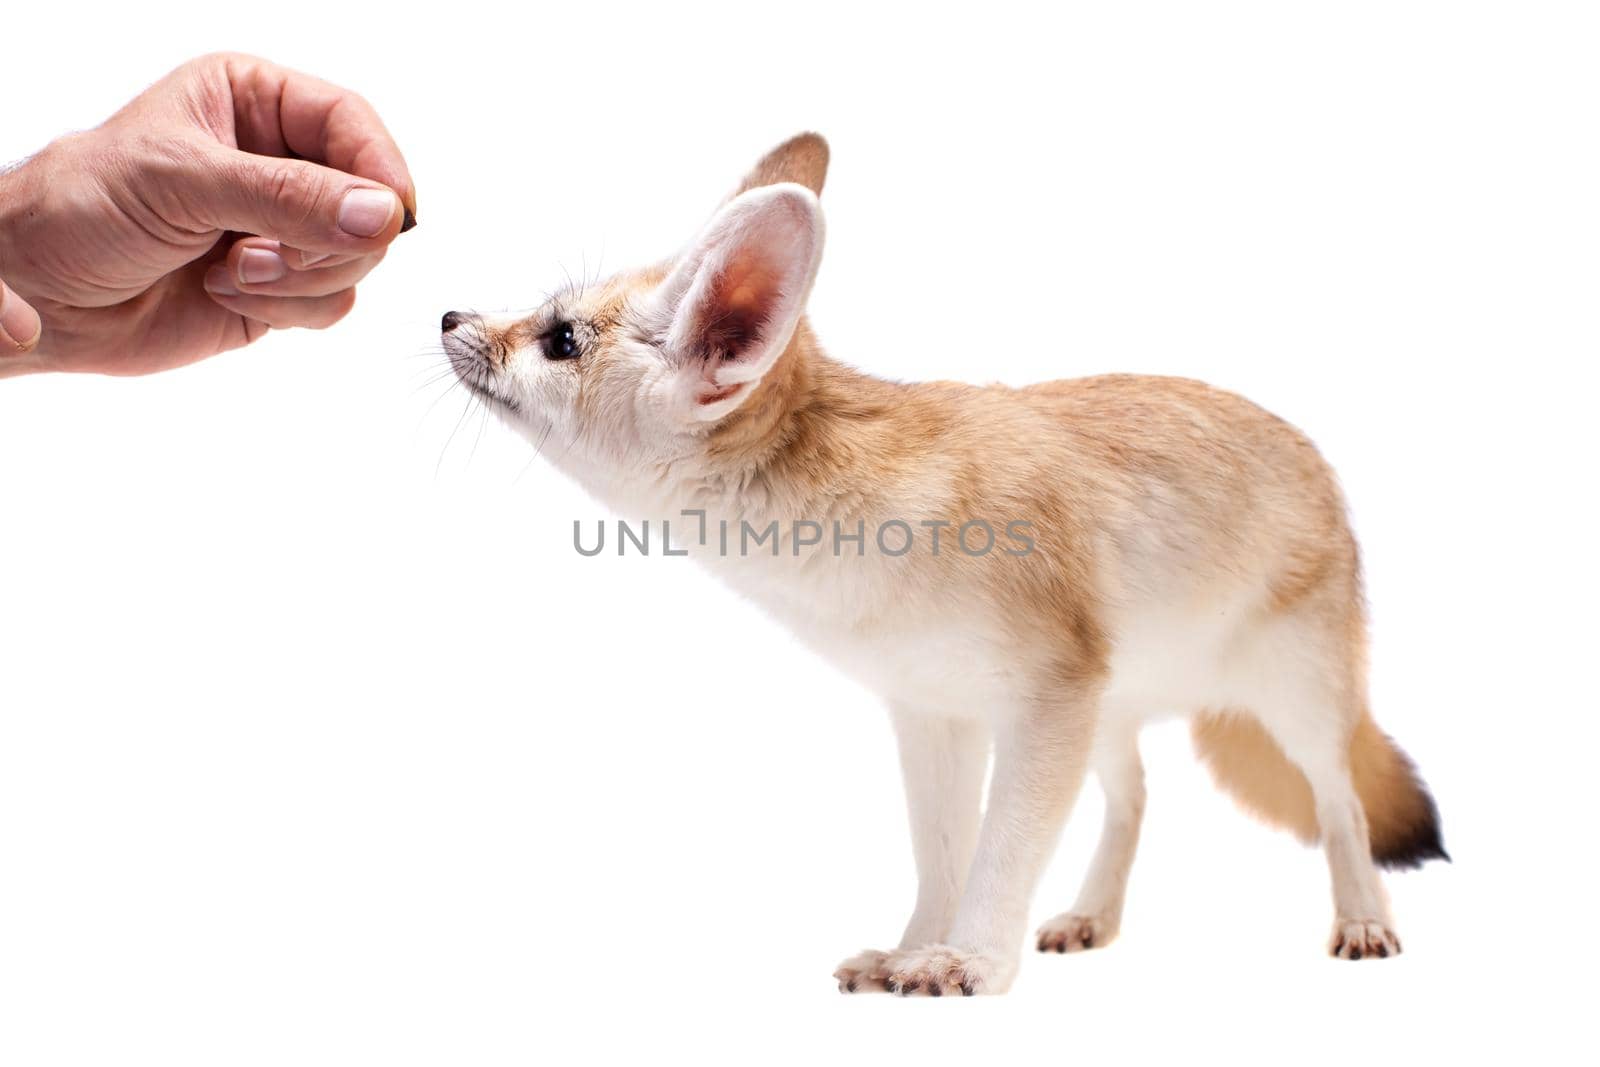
top-left (1036, 912), bottom-right (1118, 953)
top-left (881, 944), bottom-right (1011, 996)
top-left (1330, 919), bottom-right (1402, 960)
top-left (834, 949), bottom-right (892, 993)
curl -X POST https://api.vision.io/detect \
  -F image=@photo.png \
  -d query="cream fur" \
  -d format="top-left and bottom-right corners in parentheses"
top-left (442, 133), bottom-right (1441, 994)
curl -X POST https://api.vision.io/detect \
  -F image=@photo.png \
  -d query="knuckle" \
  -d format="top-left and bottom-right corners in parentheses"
top-left (191, 51), bottom-right (252, 77)
top-left (257, 162), bottom-right (325, 233)
top-left (175, 53), bottom-right (243, 108)
top-left (137, 132), bottom-right (205, 183)
top-left (184, 52), bottom-right (226, 76)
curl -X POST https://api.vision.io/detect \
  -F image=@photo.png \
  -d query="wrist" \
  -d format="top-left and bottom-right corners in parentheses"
top-left (0, 142), bottom-right (67, 375)
top-left (0, 166), bottom-right (34, 376)
top-left (0, 136), bottom-right (71, 278)
top-left (0, 149), bottom-right (38, 263)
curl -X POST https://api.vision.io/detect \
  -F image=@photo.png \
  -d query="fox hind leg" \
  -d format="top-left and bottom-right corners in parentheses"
top-left (1037, 719), bottom-right (1145, 953)
top-left (1249, 696), bottom-right (1403, 960)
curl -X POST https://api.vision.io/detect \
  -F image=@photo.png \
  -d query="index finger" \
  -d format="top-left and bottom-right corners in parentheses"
top-left (219, 53), bottom-right (418, 226)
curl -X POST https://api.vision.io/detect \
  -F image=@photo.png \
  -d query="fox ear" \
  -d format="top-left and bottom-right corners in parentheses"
top-left (657, 183), bottom-right (824, 421)
top-left (729, 132), bottom-right (830, 200)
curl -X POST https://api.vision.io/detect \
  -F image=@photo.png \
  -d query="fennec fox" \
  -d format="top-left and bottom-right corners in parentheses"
top-left (441, 134), bottom-right (1446, 996)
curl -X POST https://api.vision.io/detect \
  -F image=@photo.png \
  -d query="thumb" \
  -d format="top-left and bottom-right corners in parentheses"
top-left (0, 278), bottom-right (43, 353)
top-left (174, 142), bottom-right (406, 255)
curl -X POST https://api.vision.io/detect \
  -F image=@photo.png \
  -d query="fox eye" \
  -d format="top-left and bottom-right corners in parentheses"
top-left (543, 321), bottom-right (580, 360)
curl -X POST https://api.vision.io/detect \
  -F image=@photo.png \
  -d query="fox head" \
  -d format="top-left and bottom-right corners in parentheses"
top-left (440, 134), bottom-right (830, 502)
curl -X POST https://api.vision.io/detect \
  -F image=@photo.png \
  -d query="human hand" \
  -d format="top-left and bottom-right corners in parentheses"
top-left (0, 52), bottom-right (416, 377)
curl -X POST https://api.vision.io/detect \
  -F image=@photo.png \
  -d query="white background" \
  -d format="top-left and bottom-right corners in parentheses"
top-left (2, 2), bottom-right (1595, 1063)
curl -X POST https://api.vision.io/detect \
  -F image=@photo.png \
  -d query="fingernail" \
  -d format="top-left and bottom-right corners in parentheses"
top-left (0, 282), bottom-right (43, 352)
top-left (204, 265), bottom-right (240, 296)
top-left (401, 206), bottom-right (418, 233)
top-left (338, 187), bottom-right (399, 238)
top-left (239, 248), bottom-right (288, 285)
top-left (300, 252), bottom-right (331, 268)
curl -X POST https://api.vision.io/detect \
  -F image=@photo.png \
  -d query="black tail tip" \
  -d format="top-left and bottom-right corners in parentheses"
top-left (1373, 790), bottom-right (1450, 871)
top-left (1377, 839), bottom-right (1451, 871)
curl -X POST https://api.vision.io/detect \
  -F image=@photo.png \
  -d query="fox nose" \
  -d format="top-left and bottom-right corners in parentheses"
top-left (441, 310), bottom-right (465, 333)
